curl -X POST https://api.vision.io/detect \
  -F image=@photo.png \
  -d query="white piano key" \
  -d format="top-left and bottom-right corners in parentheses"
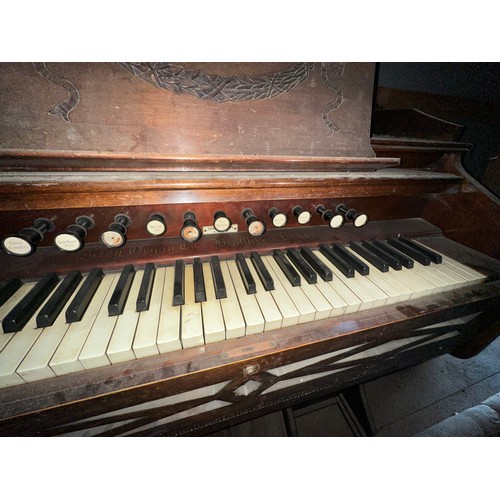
top-left (157, 266), bottom-right (183, 352)
top-left (354, 274), bottom-right (389, 307)
top-left (219, 261), bottom-right (246, 339)
top-left (437, 260), bottom-right (475, 283)
top-left (0, 282), bottom-right (36, 353)
top-left (337, 247), bottom-right (389, 307)
top-left (395, 265), bottom-right (436, 297)
top-left (106, 269), bottom-right (144, 363)
top-left (252, 256), bottom-right (299, 328)
top-left (312, 277), bottom-right (348, 317)
top-left (427, 263), bottom-right (462, 288)
top-left (17, 280), bottom-right (84, 382)
top-left (50, 273), bottom-right (115, 376)
top-left (262, 255), bottom-right (316, 323)
top-left (316, 253), bottom-right (378, 311)
top-left (430, 262), bottom-right (469, 287)
top-left (78, 273), bottom-right (120, 369)
top-left (133, 267), bottom-right (165, 358)
top-left (312, 250), bottom-right (362, 314)
top-left (412, 262), bottom-right (452, 291)
top-left (348, 251), bottom-right (411, 304)
top-left (272, 255), bottom-right (333, 321)
top-left (199, 262), bottom-right (225, 344)
top-left (0, 286), bottom-right (58, 388)
top-left (441, 260), bottom-right (484, 286)
top-left (180, 264), bottom-right (204, 349)
top-left (440, 256), bottom-right (485, 282)
top-left (245, 257), bottom-right (283, 331)
top-left (379, 267), bottom-right (419, 299)
top-left (227, 259), bottom-right (265, 335)
top-left (415, 242), bottom-right (486, 284)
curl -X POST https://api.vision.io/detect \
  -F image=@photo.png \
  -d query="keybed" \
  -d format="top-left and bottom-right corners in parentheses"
top-left (0, 237), bottom-right (486, 389)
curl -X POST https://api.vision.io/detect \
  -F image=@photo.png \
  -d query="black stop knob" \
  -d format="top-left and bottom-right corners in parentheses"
top-left (1, 218), bottom-right (54, 257)
top-left (55, 216), bottom-right (94, 252)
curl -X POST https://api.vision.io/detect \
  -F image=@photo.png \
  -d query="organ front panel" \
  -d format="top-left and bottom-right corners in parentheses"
top-left (0, 63), bottom-right (498, 436)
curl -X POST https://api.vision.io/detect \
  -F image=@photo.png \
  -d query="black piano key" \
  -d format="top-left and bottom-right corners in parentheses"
top-left (299, 247), bottom-right (333, 282)
top-left (0, 277), bottom-right (22, 307)
top-left (108, 265), bottom-right (135, 316)
top-left (398, 237), bottom-right (443, 264)
top-left (210, 256), bottom-right (227, 299)
top-left (36, 270), bottom-right (82, 328)
top-left (3, 272), bottom-right (60, 333)
top-left (136, 263), bottom-right (156, 312)
top-left (332, 244), bottom-right (370, 276)
top-left (65, 268), bottom-right (104, 323)
top-left (387, 238), bottom-right (431, 266)
top-left (235, 253), bottom-right (257, 294)
top-left (193, 258), bottom-right (206, 303)
top-left (272, 249), bottom-right (301, 286)
top-left (361, 241), bottom-right (402, 270)
top-left (318, 244), bottom-right (355, 278)
top-left (349, 242), bottom-right (389, 273)
top-left (286, 248), bottom-right (317, 284)
top-left (372, 240), bottom-right (414, 269)
top-left (172, 260), bottom-right (185, 306)
top-left (250, 251), bottom-right (274, 291)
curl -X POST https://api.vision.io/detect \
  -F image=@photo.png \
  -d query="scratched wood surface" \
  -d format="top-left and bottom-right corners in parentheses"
top-left (0, 62), bottom-right (376, 160)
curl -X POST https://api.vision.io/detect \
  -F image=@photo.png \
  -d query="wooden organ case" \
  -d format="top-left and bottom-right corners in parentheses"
top-left (0, 63), bottom-right (498, 436)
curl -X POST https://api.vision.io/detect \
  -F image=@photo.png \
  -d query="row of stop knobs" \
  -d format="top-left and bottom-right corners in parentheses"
top-left (0, 204), bottom-right (367, 256)
top-left (243, 204), bottom-right (368, 236)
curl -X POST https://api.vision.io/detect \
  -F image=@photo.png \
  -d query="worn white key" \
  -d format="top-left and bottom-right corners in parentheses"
top-left (355, 274), bottom-right (388, 306)
top-left (133, 267), bottom-right (165, 358)
top-left (395, 265), bottom-right (436, 298)
top-left (17, 281), bottom-right (83, 382)
top-left (157, 266), bottom-right (183, 352)
top-left (312, 277), bottom-right (348, 317)
top-left (261, 256), bottom-right (300, 327)
top-left (199, 262), bottom-right (225, 344)
top-left (317, 254), bottom-right (378, 311)
top-left (412, 262), bottom-right (451, 291)
top-left (312, 250), bottom-right (362, 313)
top-left (0, 287), bottom-right (58, 388)
top-left (0, 282), bottom-right (36, 353)
top-left (415, 242), bottom-right (486, 285)
top-left (246, 257), bottom-right (282, 331)
top-left (437, 260), bottom-right (474, 284)
top-left (349, 251), bottom-right (411, 304)
top-left (272, 256), bottom-right (332, 321)
top-left (227, 260), bottom-right (265, 335)
top-left (50, 273), bottom-right (115, 376)
top-left (383, 267), bottom-right (425, 299)
top-left (440, 256), bottom-right (485, 282)
top-left (427, 262), bottom-right (462, 288)
top-left (431, 262), bottom-right (468, 287)
top-left (106, 269), bottom-right (144, 363)
top-left (78, 273), bottom-right (120, 369)
top-left (180, 264), bottom-right (204, 348)
top-left (337, 247), bottom-right (389, 307)
top-left (219, 261), bottom-right (246, 339)
top-left (265, 254), bottom-right (317, 324)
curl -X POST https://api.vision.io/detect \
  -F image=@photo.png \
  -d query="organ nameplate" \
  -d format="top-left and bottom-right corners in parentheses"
top-left (203, 224), bottom-right (238, 235)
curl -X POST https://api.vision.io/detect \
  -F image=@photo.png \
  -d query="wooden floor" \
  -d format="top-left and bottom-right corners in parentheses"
top-left (207, 335), bottom-right (500, 437)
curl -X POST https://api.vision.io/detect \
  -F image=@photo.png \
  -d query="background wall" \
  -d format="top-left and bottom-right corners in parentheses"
top-left (374, 62), bottom-right (500, 182)
top-left (377, 62), bottom-right (499, 102)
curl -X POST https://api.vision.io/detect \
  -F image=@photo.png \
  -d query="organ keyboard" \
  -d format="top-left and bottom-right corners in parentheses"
top-left (0, 237), bottom-right (487, 389)
top-left (0, 62), bottom-right (498, 436)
